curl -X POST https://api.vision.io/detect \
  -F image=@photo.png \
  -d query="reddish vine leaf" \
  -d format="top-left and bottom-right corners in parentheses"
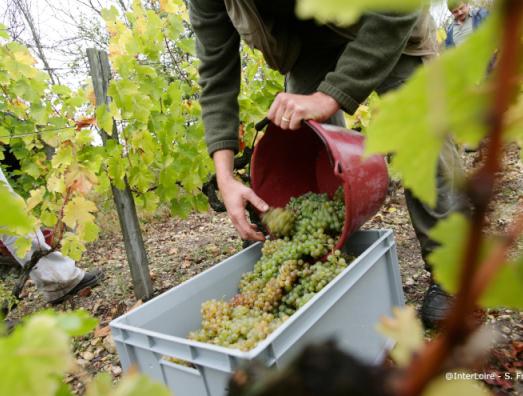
top-left (239, 123), bottom-right (246, 151)
top-left (65, 165), bottom-right (97, 195)
top-left (75, 117), bottom-right (96, 131)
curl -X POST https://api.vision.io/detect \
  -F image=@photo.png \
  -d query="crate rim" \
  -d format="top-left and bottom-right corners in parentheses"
top-left (110, 228), bottom-right (395, 361)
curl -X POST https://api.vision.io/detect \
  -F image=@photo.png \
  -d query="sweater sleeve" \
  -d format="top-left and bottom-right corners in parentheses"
top-left (317, 12), bottom-right (420, 114)
top-left (189, 0), bottom-right (241, 156)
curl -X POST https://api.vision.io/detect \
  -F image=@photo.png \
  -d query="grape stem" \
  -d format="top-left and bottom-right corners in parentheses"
top-left (398, 1), bottom-right (523, 395)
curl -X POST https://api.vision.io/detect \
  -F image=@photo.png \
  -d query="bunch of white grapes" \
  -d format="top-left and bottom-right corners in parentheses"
top-left (188, 189), bottom-right (353, 351)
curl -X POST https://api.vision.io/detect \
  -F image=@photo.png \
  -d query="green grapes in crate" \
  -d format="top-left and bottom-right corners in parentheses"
top-left (188, 189), bottom-right (354, 351)
top-left (261, 207), bottom-right (296, 238)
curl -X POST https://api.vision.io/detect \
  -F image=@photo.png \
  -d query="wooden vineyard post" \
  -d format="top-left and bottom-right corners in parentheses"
top-left (87, 48), bottom-right (153, 301)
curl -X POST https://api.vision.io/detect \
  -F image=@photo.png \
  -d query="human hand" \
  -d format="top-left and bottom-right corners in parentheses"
top-left (218, 177), bottom-right (268, 241)
top-left (267, 92), bottom-right (340, 130)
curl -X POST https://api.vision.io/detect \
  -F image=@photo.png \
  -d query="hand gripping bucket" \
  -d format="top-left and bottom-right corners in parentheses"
top-left (250, 120), bottom-right (389, 249)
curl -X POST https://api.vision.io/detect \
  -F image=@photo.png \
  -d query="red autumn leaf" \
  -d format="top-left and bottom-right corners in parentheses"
top-left (238, 122), bottom-right (246, 151)
top-left (75, 116), bottom-right (96, 131)
top-left (512, 341), bottom-right (523, 354)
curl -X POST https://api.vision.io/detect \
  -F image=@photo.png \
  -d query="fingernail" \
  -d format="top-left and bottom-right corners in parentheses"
top-left (262, 204), bottom-right (269, 211)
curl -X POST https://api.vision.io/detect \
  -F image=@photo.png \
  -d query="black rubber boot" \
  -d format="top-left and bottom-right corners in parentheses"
top-left (49, 269), bottom-right (103, 305)
top-left (421, 283), bottom-right (453, 329)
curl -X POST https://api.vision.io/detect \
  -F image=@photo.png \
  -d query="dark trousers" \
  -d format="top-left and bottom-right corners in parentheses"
top-left (286, 45), bottom-right (467, 268)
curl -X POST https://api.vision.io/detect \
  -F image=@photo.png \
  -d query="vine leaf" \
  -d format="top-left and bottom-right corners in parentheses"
top-left (0, 311), bottom-right (93, 396)
top-left (78, 221), bottom-right (100, 243)
top-left (160, 0), bottom-right (181, 14)
top-left (61, 232), bottom-right (85, 261)
top-left (26, 187), bottom-right (46, 211)
top-left (86, 372), bottom-right (171, 396)
top-left (95, 105), bottom-right (113, 134)
top-left (365, 17), bottom-right (499, 206)
top-left (376, 306), bottom-right (424, 367)
top-left (480, 256), bottom-right (523, 309)
top-left (0, 184), bottom-right (35, 234)
top-left (63, 196), bottom-right (97, 229)
top-left (75, 116), bottom-right (96, 131)
top-left (65, 165), bottom-right (97, 195)
top-left (428, 213), bottom-right (523, 309)
top-left (427, 214), bottom-right (468, 294)
top-left (14, 237), bottom-right (32, 258)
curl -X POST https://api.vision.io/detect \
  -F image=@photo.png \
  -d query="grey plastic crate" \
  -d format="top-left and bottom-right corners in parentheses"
top-left (110, 229), bottom-right (404, 396)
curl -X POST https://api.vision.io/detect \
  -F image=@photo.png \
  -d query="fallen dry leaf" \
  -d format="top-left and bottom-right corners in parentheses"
top-left (78, 287), bottom-right (92, 298)
top-left (128, 299), bottom-right (143, 312)
top-left (94, 325), bottom-right (111, 338)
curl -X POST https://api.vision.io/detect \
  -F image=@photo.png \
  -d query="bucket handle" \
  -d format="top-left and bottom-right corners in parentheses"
top-left (255, 117), bottom-right (270, 132)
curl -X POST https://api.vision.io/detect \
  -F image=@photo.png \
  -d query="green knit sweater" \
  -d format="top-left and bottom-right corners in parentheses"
top-left (189, 0), bottom-right (426, 156)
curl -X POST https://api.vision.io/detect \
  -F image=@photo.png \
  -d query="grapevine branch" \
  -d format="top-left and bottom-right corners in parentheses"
top-left (1, 248), bottom-right (55, 316)
top-left (163, 36), bottom-right (194, 87)
top-left (398, 1), bottom-right (523, 394)
top-left (52, 185), bottom-right (73, 248)
top-left (12, 248), bottom-right (55, 299)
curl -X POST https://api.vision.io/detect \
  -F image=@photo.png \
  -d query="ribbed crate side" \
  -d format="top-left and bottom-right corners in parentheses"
top-left (110, 230), bottom-right (404, 396)
top-left (160, 359), bottom-right (208, 396)
top-left (267, 232), bottom-right (399, 366)
top-left (114, 243), bottom-right (262, 333)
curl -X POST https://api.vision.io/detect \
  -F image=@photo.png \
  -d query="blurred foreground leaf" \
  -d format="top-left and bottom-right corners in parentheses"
top-left (366, 17), bottom-right (499, 206)
top-left (429, 214), bottom-right (523, 309)
top-left (376, 306), bottom-right (424, 367)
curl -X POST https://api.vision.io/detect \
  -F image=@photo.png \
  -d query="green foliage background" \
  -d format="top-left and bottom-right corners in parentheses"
top-left (0, 0), bottom-right (282, 259)
top-left (1, 0), bottom-right (522, 394)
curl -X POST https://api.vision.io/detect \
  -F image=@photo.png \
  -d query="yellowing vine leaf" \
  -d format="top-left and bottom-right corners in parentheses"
top-left (14, 237), bottom-right (32, 258)
top-left (376, 306), bottom-right (424, 366)
top-left (12, 45), bottom-right (36, 66)
top-left (0, 184), bottom-right (35, 235)
top-left (47, 175), bottom-right (66, 194)
top-left (160, 0), bottom-right (188, 20)
top-left (65, 165), bottom-right (97, 194)
top-left (160, 0), bottom-right (177, 13)
top-left (26, 187), bottom-right (46, 211)
top-left (60, 232), bottom-right (85, 261)
top-left (63, 196), bottom-right (97, 229)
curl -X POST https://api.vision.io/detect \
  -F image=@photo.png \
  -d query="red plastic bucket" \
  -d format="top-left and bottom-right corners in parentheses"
top-left (250, 120), bottom-right (388, 249)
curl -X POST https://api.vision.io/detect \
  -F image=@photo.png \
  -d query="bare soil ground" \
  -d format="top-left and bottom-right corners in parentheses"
top-left (2, 146), bottom-right (522, 395)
